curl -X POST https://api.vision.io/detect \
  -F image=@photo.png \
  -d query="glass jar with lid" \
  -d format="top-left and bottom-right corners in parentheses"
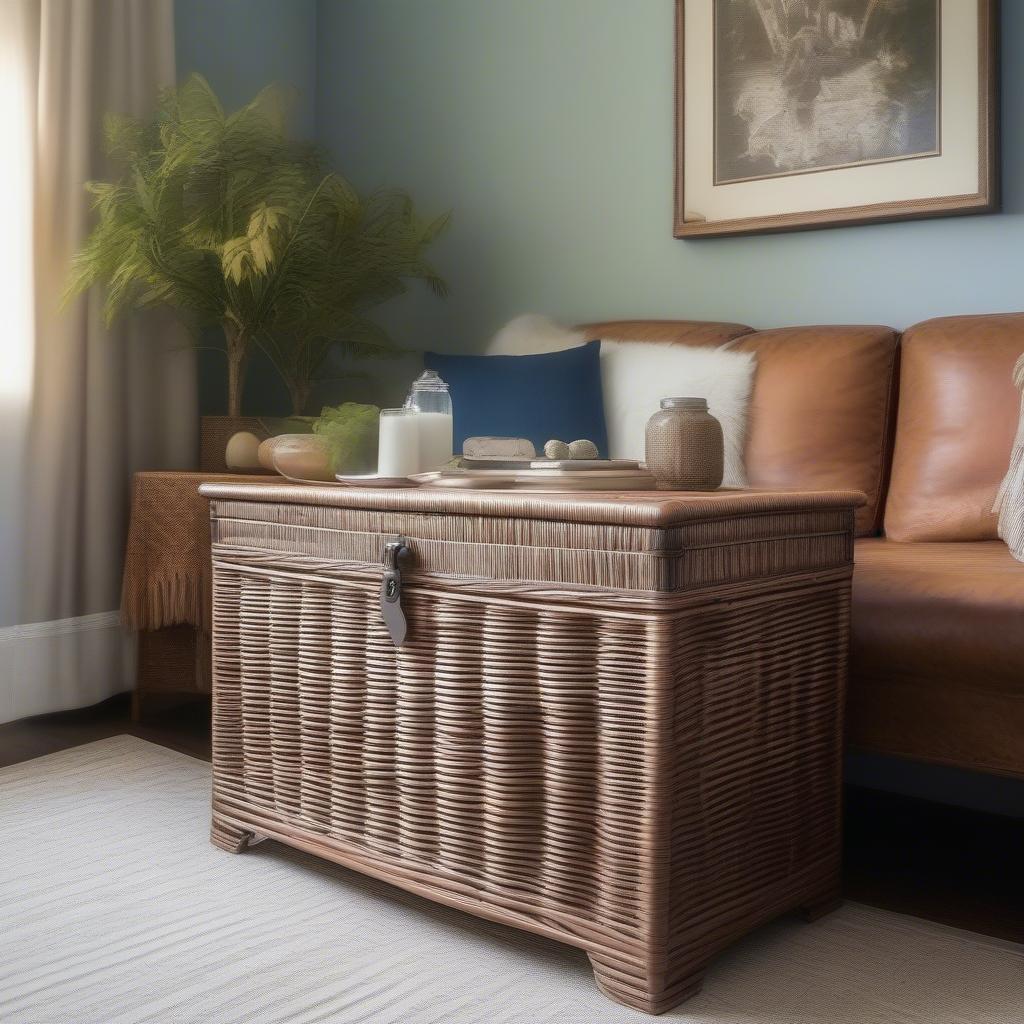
top-left (645, 397), bottom-right (724, 490)
top-left (405, 370), bottom-right (453, 472)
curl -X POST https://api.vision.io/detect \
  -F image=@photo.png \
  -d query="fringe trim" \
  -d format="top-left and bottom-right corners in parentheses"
top-left (994, 352), bottom-right (1024, 562)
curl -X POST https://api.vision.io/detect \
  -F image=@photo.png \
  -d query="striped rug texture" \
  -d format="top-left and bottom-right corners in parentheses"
top-left (2, 736), bottom-right (1022, 1024)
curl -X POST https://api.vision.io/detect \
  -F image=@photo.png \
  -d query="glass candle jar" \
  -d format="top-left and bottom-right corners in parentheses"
top-left (377, 408), bottom-right (421, 478)
top-left (405, 370), bottom-right (453, 472)
top-left (645, 397), bottom-right (724, 491)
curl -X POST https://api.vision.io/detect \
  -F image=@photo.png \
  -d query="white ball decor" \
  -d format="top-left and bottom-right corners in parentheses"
top-left (224, 431), bottom-right (262, 470)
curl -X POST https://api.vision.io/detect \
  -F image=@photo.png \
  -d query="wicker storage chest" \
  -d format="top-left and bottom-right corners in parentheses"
top-left (202, 482), bottom-right (861, 1014)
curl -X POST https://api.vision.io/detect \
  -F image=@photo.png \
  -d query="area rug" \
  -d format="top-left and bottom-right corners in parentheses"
top-left (1, 737), bottom-right (1021, 1024)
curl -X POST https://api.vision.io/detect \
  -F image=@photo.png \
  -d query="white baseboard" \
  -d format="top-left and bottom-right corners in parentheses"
top-left (0, 611), bottom-right (135, 725)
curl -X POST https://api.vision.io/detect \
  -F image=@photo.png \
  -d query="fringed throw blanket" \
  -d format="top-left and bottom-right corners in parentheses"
top-left (995, 353), bottom-right (1024, 563)
top-left (121, 472), bottom-right (271, 631)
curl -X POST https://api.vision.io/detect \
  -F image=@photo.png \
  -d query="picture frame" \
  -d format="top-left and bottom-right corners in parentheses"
top-left (674, 0), bottom-right (999, 238)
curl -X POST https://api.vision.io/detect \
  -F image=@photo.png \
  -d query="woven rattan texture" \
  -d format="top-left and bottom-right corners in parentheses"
top-left (137, 626), bottom-right (208, 696)
top-left (122, 473), bottom-right (273, 632)
top-left (200, 481), bottom-right (864, 528)
top-left (209, 494), bottom-right (854, 1013)
top-left (210, 502), bottom-right (854, 594)
top-left (645, 405), bottom-right (724, 491)
top-left (122, 473), bottom-right (279, 708)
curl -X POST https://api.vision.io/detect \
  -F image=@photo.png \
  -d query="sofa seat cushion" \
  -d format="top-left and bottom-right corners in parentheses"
top-left (853, 539), bottom-right (1024, 692)
top-left (849, 538), bottom-right (1024, 776)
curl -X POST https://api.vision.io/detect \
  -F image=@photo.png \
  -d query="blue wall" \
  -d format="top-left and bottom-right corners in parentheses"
top-left (176, 0), bottom-right (318, 414)
top-left (314, 0), bottom-right (1022, 357)
top-left (175, 0), bottom-right (317, 134)
top-left (176, 1), bottom-right (1023, 410)
top-left (174, 1), bottom-right (1024, 811)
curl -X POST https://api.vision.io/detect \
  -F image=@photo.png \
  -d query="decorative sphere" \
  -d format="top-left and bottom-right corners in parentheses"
top-left (225, 431), bottom-right (262, 470)
top-left (544, 439), bottom-right (571, 460)
top-left (568, 439), bottom-right (599, 460)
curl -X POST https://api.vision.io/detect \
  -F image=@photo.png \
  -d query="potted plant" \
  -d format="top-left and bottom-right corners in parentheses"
top-left (67, 74), bottom-right (447, 467)
top-left (255, 183), bottom-right (448, 415)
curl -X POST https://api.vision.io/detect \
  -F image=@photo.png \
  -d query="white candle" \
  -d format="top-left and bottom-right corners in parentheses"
top-left (416, 411), bottom-right (453, 472)
top-left (377, 409), bottom-right (421, 477)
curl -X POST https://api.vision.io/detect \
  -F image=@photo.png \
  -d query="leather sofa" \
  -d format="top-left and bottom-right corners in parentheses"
top-left (582, 315), bottom-right (1023, 781)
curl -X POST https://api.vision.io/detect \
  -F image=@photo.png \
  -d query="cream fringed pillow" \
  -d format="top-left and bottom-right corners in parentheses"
top-left (995, 353), bottom-right (1024, 562)
top-left (599, 340), bottom-right (756, 488)
top-left (487, 315), bottom-right (756, 488)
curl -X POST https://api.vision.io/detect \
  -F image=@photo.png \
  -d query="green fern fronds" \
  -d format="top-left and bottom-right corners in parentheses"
top-left (67, 73), bottom-right (449, 415)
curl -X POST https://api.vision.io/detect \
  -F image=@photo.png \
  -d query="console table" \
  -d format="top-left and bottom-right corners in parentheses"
top-left (121, 471), bottom-right (274, 718)
top-left (201, 481), bottom-right (862, 1013)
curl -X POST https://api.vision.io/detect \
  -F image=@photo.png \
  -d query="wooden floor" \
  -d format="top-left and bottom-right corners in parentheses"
top-left (2, 696), bottom-right (1021, 943)
top-left (0, 694), bottom-right (211, 768)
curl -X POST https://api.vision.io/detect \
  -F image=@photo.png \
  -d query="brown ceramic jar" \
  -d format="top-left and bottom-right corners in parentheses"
top-left (645, 397), bottom-right (724, 490)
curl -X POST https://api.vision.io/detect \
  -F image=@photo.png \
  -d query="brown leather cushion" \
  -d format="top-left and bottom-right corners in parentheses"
top-left (885, 314), bottom-right (1024, 542)
top-left (581, 322), bottom-right (898, 537)
top-left (580, 319), bottom-right (753, 347)
top-left (734, 327), bottom-right (899, 536)
top-left (849, 539), bottom-right (1024, 776)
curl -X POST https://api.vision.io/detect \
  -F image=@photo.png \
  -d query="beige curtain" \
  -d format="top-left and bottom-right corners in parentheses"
top-left (0, 0), bottom-right (196, 722)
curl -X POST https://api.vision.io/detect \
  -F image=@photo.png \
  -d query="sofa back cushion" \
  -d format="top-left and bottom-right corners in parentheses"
top-left (580, 319), bottom-right (753, 348)
top-left (885, 314), bottom-right (1024, 542)
top-left (733, 327), bottom-right (899, 537)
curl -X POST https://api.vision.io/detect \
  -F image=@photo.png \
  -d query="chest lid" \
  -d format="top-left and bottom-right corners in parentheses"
top-left (201, 481), bottom-right (862, 594)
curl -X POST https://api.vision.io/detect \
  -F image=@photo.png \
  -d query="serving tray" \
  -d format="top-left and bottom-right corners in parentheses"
top-left (461, 458), bottom-right (641, 471)
top-left (411, 466), bottom-right (657, 490)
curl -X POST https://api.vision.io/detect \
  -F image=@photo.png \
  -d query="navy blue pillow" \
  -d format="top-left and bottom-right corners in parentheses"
top-left (425, 341), bottom-right (608, 458)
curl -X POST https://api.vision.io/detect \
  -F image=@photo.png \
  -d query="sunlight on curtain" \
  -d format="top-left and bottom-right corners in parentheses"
top-left (0, 0), bottom-right (191, 722)
top-left (0, 1), bottom-right (34, 632)
top-left (0, 2), bottom-right (34, 405)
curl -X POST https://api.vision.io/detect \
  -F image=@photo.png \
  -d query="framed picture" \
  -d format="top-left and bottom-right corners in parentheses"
top-left (674, 0), bottom-right (998, 237)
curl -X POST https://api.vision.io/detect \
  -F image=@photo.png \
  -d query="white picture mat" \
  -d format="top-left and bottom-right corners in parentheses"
top-left (682, 1), bottom-right (981, 222)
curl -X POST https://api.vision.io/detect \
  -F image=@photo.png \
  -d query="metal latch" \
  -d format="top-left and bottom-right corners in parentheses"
top-left (380, 537), bottom-right (410, 646)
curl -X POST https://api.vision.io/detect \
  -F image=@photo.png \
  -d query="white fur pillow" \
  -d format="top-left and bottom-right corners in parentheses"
top-left (600, 340), bottom-right (755, 488)
top-left (486, 315), bottom-right (756, 487)
top-left (994, 353), bottom-right (1024, 562)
